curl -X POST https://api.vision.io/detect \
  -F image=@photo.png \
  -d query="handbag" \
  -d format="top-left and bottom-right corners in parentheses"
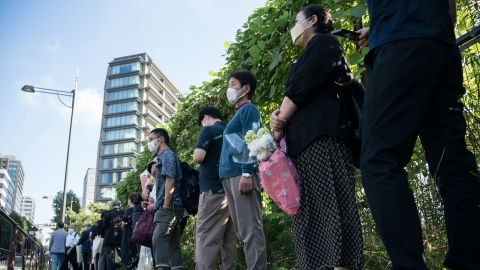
top-left (131, 211), bottom-right (155, 247)
top-left (258, 139), bottom-right (301, 216)
top-left (76, 245), bottom-right (84, 263)
top-left (337, 79), bottom-right (365, 168)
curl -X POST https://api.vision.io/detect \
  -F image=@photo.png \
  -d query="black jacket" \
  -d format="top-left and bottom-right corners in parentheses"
top-left (284, 34), bottom-right (352, 156)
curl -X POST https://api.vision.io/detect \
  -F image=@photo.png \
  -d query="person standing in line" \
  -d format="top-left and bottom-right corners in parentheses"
top-left (270, 5), bottom-right (363, 269)
top-left (121, 193), bottom-right (140, 269)
top-left (101, 200), bottom-right (124, 270)
top-left (78, 224), bottom-right (93, 270)
top-left (61, 225), bottom-right (80, 270)
top-left (49, 222), bottom-right (68, 270)
top-left (219, 70), bottom-right (267, 270)
top-left (147, 128), bottom-right (184, 270)
top-left (193, 106), bottom-right (237, 270)
top-left (356, 0), bottom-right (480, 269)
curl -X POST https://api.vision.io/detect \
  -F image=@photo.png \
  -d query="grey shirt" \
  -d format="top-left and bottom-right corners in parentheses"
top-left (49, 228), bottom-right (68, 254)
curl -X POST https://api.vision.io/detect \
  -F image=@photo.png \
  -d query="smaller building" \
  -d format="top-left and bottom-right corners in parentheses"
top-left (0, 168), bottom-right (13, 213)
top-left (82, 168), bottom-right (96, 210)
top-left (20, 195), bottom-right (35, 222)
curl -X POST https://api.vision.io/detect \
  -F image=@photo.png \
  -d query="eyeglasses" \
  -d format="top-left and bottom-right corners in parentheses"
top-left (147, 137), bottom-right (160, 142)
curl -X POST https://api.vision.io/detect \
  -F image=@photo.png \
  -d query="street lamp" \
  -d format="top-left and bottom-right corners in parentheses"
top-left (21, 79), bottom-right (77, 224)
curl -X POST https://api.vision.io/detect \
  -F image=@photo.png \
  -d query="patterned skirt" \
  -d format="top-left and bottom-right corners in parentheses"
top-left (292, 137), bottom-right (363, 270)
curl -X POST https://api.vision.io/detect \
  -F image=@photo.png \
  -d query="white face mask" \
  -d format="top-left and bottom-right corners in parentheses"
top-left (68, 229), bottom-right (74, 234)
top-left (226, 86), bottom-right (246, 104)
top-left (147, 139), bottom-right (158, 153)
top-left (290, 16), bottom-right (313, 45)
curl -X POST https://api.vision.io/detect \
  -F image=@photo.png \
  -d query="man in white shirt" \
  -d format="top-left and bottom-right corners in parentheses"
top-left (61, 225), bottom-right (80, 270)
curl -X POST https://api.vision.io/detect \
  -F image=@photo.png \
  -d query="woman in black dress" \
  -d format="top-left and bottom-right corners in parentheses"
top-left (121, 193), bottom-right (140, 269)
top-left (270, 5), bottom-right (363, 270)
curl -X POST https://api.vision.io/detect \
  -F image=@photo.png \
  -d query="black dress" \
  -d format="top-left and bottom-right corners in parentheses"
top-left (284, 34), bottom-right (363, 269)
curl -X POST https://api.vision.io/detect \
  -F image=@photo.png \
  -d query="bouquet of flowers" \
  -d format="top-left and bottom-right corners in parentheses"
top-left (244, 127), bottom-right (277, 161)
top-left (245, 127), bottom-right (301, 216)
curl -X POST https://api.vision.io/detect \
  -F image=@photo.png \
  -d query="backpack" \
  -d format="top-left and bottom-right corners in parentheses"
top-left (179, 161), bottom-right (200, 215)
top-left (337, 79), bottom-right (365, 168)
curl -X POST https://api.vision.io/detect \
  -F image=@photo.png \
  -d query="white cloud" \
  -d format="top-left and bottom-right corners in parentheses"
top-left (71, 87), bottom-right (103, 128)
top-left (43, 39), bottom-right (61, 51)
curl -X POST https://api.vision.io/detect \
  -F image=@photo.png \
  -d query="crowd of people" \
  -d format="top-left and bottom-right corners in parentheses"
top-left (50, 1), bottom-right (480, 269)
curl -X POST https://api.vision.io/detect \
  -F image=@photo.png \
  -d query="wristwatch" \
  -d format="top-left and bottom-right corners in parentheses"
top-left (242, 173), bottom-right (252, 178)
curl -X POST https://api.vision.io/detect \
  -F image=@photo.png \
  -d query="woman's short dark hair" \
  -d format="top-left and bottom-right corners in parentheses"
top-left (301, 5), bottom-right (334, 34)
top-left (227, 70), bottom-right (257, 99)
top-left (128, 193), bottom-right (137, 204)
top-left (150, 128), bottom-right (170, 145)
top-left (197, 106), bottom-right (223, 126)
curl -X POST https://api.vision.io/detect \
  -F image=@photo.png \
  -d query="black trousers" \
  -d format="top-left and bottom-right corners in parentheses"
top-left (361, 39), bottom-right (480, 270)
top-left (103, 245), bottom-right (120, 270)
top-left (61, 247), bottom-right (80, 270)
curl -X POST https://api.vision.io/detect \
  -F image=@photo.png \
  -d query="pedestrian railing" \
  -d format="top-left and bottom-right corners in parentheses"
top-left (0, 209), bottom-right (48, 270)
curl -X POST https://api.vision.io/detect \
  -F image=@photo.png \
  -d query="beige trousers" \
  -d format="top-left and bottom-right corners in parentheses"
top-left (223, 175), bottom-right (267, 270)
top-left (195, 191), bottom-right (237, 270)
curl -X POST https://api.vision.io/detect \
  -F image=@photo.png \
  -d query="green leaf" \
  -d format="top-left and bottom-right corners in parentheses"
top-left (348, 4), bottom-right (367, 18)
top-left (248, 45), bottom-right (261, 60)
top-left (348, 52), bottom-right (364, 65)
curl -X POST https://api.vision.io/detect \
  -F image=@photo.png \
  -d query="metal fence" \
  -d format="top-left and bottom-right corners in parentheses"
top-left (0, 210), bottom-right (47, 270)
top-left (457, 0), bottom-right (480, 157)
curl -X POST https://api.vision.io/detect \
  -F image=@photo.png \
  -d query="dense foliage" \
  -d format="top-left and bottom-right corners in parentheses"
top-left (115, 0), bottom-right (479, 269)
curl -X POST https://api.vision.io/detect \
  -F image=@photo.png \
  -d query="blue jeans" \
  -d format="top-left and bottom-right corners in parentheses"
top-left (51, 253), bottom-right (65, 270)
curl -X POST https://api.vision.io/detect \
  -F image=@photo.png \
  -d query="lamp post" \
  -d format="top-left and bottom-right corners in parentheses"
top-left (22, 78), bottom-right (77, 224)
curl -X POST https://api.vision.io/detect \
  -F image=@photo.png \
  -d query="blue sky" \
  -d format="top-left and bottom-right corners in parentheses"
top-left (0, 0), bottom-right (266, 224)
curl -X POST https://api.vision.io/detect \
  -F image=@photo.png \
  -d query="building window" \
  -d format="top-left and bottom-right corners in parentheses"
top-left (103, 142), bottom-right (138, 155)
top-left (102, 157), bottom-right (135, 169)
top-left (105, 115), bottom-right (138, 127)
top-left (107, 88), bottom-right (139, 101)
top-left (104, 128), bottom-right (138, 141)
top-left (100, 187), bottom-right (116, 199)
top-left (101, 172), bottom-right (128, 185)
top-left (106, 101), bottom-right (139, 114)
top-left (110, 62), bottom-right (141, 75)
top-left (108, 75), bottom-right (141, 88)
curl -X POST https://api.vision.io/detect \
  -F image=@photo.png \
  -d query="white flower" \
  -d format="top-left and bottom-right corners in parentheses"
top-left (247, 133), bottom-right (277, 161)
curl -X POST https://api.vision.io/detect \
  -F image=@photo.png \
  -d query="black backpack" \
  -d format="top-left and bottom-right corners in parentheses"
top-left (179, 161), bottom-right (200, 215)
top-left (337, 79), bottom-right (365, 168)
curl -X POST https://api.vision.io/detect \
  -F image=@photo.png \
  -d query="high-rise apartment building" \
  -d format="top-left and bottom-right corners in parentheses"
top-left (0, 154), bottom-right (25, 213)
top-left (95, 53), bottom-right (181, 203)
top-left (20, 195), bottom-right (35, 222)
top-left (0, 168), bottom-right (13, 213)
top-left (82, 168), bottom-right (96, 209)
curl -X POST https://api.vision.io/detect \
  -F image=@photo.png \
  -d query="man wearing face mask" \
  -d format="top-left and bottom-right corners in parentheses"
top-left (147, 128), bottom-right (184, 270)
top-left (219, 70), bottom-right (267, 270)
top-left (61, 225), bottom-right (80, 270)
top-left (193, 106), bottom-right (236, 270)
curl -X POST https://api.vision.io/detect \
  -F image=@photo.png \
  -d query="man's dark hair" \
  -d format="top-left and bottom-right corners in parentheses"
top-left (227, 70), bottom-right (257, 99)
top-left (197, 106), bottom-right (223, 126)
top-left (150, 128), bottom-right (170, 145)
top-left (301, 5), bottom-right (334, 34)
top-left (57, 222), bottom-right (64, 229)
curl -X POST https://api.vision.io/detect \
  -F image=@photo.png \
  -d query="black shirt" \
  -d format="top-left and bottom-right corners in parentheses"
top-left (367, 0), bottom-right (456, 49)
top-left (284, 34), bottom-right (351, 156)
top-left (195, 121), bottom-right (226, 193)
